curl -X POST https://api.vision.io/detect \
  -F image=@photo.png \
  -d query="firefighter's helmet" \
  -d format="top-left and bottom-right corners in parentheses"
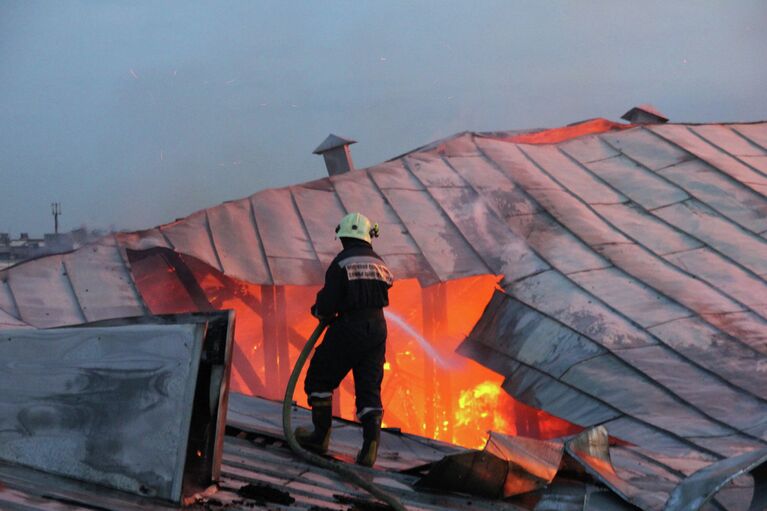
top-left (335, 212), bottom-right (379, 243)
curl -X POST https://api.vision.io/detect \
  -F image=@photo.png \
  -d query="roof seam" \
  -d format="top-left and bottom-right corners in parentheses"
top-left (59, 258), bottom-right (88, 324)
top-left (361, 168), bottom-right (442, 285)
top-left (731, 125), bottom-right (767, 153)
top-left (541, 146), bottom-right (767, 367)
top-left (247, 197), bottom-right (274, 285)
top-left (482, 340), bottom-right (727, 460)
top-left (646, 126), bottom-right (767, 200)
top-left (687, 125), bottom-right (767, 181)
top-left (415, 153), bottom-right (527, 276)
top-left (111, 234), bottom-right (151, 317)
top-left (493, 290), bottom-right (767, 449)
top-left (156, 226), bottom-right (176, 250)
top-left (477, 141), bottom-right (767, 415)
top-left (0, 275), bottom-right (22, 323)
top-left (472, 145), bottom-right (758, 440)
top-left (287, 187), bottom-right (321, 264)
top-left (204, 209), bottom-right (226, 273)
top-left (598, 138), bottom-right (767, 284)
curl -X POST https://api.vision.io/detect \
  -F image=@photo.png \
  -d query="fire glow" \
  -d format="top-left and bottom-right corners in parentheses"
top-left (128, 248), bottom-right (580, 449)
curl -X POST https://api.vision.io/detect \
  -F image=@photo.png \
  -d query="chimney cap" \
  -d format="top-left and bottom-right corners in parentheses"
top-left (621, 104), bottom-right (669, 124)
top-left (313, 134), bottom-right (356, 155)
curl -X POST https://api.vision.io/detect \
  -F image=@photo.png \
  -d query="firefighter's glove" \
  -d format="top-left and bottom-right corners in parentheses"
top-left (311, 305), bottom-right (334, 322)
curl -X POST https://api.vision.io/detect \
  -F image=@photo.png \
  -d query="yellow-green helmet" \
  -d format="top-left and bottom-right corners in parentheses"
top-left (335, 212), bottom-right (379, 243)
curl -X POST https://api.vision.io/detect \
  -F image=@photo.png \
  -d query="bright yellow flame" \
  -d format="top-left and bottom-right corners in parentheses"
top-left (455, 381), bottom-right (509, 448)
top-left (383, 362), bottom-right (391, 371)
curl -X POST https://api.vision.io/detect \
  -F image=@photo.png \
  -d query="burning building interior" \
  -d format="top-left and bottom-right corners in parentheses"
top-left (0, 113), bottom-right (766, 510)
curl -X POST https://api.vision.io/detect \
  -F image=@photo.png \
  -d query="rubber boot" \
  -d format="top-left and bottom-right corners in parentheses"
top-left (356, 411), bottom-right (383, 467)
top-left (294, 396), bottom-right (332, 454)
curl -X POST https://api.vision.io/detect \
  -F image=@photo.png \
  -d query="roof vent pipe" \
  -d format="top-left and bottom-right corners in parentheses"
top-left (621, 104), bottom-right (669, 124)
top-left (313, 134), bottom-right (356, 176)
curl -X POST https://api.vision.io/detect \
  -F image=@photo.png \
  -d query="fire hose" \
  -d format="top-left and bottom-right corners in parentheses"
top-left (282, 320), bottom-right (407, 511)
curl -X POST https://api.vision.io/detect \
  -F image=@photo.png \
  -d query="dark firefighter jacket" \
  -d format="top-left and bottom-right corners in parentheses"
top-left (313, 239), bottom-right (394, 318)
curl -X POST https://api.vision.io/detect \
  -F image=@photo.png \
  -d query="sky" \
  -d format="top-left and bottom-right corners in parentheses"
top-left (1, 1), bottom-right (765, 236)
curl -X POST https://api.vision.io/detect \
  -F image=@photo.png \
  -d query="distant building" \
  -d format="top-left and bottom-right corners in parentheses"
top-left (0, 228), bottom-right (90, 269)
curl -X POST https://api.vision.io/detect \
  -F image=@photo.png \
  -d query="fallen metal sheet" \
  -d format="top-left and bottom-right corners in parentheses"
top-left (0, 324), bottom-right (202, 501)
top-left (566, 427), bottom-right (670, 511)
top-left (466, 291), bottom-right (606, 378)
top-left (416, 432), bottom-right (563, 500)
top-left (485, 432), bottom-right (564, 486)
top-left (664, 447), bottom-right (767, 511)
top-left (0, 310), bottom-right (235, 504)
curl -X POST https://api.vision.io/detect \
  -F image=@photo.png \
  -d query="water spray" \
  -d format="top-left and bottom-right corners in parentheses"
top-left (384, 310), bottom-right (458, 370)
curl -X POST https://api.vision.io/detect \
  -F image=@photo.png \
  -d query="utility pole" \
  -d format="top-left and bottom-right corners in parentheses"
top-left (51, 202), bottom-right (61, 235)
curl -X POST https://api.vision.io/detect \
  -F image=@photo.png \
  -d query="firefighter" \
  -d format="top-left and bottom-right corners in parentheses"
top-left (295, 212), bottom-right (394, 467)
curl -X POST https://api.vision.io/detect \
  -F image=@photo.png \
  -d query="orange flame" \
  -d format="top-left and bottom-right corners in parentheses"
top-left (128, 249), bottom-right (581, 449)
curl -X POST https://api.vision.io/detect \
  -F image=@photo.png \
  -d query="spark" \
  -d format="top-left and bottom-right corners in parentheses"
top-left (129, 69), bottom-right (139, 80)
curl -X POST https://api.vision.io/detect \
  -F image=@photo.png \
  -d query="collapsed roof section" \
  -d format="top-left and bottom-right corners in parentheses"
top-left (0, 118), bottom-right (766, 509)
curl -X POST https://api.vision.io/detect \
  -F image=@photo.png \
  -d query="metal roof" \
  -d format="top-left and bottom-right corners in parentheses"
top-left (0, 393), bottom-right (519, 511)
top-left (1, 118), bottom-right (766, 509)
top-left (3, 392), bottom-right (761, 510)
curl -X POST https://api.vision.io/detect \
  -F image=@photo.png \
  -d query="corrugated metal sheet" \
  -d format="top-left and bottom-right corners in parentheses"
top-left (0, 119), bottom-right (765, 509)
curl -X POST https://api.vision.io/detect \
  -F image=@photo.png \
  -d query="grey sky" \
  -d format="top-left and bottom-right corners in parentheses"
top-left (1, 1), bottom-right (765, 236)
